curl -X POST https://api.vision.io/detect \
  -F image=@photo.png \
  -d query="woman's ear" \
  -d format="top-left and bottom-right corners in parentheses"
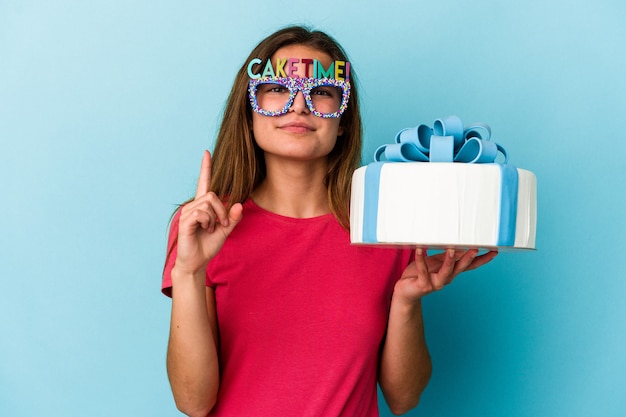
top-left (337, 125), bottom-right (344, 136)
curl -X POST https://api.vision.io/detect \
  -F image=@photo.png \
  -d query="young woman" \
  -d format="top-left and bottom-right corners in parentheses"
top-left (162, 26), bottom-right (497, 417)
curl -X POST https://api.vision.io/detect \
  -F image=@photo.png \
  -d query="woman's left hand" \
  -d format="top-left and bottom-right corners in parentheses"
top-left (394, 248), bottom-right (498, 305)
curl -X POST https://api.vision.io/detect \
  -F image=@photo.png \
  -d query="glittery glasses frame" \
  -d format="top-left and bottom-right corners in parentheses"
top-left (248, 77), bottom-right (351, 119)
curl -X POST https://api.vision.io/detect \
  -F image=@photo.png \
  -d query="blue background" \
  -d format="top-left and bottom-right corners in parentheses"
top-left (2, 1), bottom-right (624, 416)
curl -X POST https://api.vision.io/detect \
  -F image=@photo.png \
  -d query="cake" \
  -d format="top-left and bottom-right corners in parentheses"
top-left (350, 116), bottom-right (537, 251)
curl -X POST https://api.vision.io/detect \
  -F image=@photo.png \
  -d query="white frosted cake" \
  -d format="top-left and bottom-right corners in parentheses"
top-left (350, 162), bottom-right (537, 250)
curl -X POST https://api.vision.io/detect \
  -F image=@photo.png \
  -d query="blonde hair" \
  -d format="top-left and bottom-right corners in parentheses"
top-left (210, 25), bottom-right (362, 229)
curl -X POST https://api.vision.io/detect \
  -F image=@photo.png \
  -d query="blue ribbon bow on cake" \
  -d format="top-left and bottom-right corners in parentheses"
top-left (375, 115), bottom-right (508, 164)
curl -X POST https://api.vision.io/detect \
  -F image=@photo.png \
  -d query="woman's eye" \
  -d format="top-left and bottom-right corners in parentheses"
top-left (312, 87), bottom-right (334, 97)
top-left (261, 84), bottom-right (288, 94)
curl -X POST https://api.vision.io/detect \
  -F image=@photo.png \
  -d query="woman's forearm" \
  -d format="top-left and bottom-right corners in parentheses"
top-left (167, 268), bottom-right (220, 417)
top-left (379, 297), bottom-right (432, 415)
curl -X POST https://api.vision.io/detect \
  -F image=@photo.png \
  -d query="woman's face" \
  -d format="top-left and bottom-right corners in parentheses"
top-left (250, 44), bottom-right (344, 164)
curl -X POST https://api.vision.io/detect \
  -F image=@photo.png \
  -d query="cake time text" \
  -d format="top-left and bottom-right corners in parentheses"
top-left (247, 58), bottom-right (351, 80)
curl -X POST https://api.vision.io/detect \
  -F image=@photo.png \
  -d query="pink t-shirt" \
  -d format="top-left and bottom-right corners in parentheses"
top-left (163, 199), bottom-right (413, 416)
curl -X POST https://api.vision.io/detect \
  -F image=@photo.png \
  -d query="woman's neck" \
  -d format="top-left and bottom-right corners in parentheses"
top-left (251, 157), bottom-right (330, 218)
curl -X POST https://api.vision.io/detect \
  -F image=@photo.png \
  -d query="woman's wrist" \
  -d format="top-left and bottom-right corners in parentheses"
top-left (171, 265), bottom-right (207, 289)
top-left (390, 294), bottom-right (423, 318)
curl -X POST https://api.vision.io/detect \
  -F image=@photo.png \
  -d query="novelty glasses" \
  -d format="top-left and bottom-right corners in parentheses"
top-left (248, 77), bottom-right (350, 118)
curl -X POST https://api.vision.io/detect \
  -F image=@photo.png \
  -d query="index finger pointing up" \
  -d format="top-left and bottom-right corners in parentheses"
top-left (195, 150), bottom-right (212, 199)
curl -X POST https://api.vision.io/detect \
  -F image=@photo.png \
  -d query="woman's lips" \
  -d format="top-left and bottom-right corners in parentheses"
top-left (279, 122), bottom-right (315, 133)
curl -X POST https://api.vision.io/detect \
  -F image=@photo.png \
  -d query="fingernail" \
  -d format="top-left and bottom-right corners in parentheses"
top-left (416, 248), bottom-right (423, 256)
top-left (448, 249), bottom-right (455, 258)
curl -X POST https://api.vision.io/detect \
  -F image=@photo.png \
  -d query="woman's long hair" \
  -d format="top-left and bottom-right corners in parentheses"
top-left (210, 25), bottom-right (362, 229)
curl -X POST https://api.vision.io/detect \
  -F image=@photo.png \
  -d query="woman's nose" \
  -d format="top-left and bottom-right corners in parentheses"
top-left (289, 91), bottom-right (310, 114)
